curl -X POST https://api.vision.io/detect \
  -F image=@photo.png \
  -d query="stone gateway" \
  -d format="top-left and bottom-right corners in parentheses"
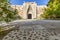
top-left (11, 2), bottom-right (47, 19)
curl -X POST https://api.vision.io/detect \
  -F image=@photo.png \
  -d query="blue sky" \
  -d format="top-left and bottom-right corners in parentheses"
top-left (10, 0), bottom-right (49, 5)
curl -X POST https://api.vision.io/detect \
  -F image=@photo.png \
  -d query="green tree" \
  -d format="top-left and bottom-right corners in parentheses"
top-left (41, 0), bottom-right (60, 19)
top-left (0, 0), bottom-right (21, 22)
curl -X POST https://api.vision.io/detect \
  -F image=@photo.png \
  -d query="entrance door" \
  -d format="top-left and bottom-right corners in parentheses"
top-left (28, 14), bottom-right (32, 19)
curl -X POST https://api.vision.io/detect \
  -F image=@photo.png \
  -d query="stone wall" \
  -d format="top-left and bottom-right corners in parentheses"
top-left (11, 2), bottom-right (47, 19)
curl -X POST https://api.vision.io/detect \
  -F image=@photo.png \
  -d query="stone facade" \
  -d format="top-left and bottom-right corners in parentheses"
top-left (11, 2), bottom-right (47, 19)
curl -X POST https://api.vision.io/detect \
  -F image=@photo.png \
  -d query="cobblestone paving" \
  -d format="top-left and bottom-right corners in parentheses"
top-left (1, 20), bottom-right (60, 40)
top-left (3, 25), bottom-right (60, 40)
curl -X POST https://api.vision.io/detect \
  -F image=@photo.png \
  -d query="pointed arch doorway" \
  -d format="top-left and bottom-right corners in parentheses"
top-left (27, 14), bottom-right (32, 19)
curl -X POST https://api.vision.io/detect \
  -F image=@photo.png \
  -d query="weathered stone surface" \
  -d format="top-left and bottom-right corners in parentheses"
top-left (3, 26), bottom-right (60, 40)
top-left (1, 20), bottom-right (60, 40)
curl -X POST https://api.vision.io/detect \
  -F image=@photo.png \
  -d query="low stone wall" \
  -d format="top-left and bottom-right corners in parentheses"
top-left (2, 20), bottom-right (60, 40)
